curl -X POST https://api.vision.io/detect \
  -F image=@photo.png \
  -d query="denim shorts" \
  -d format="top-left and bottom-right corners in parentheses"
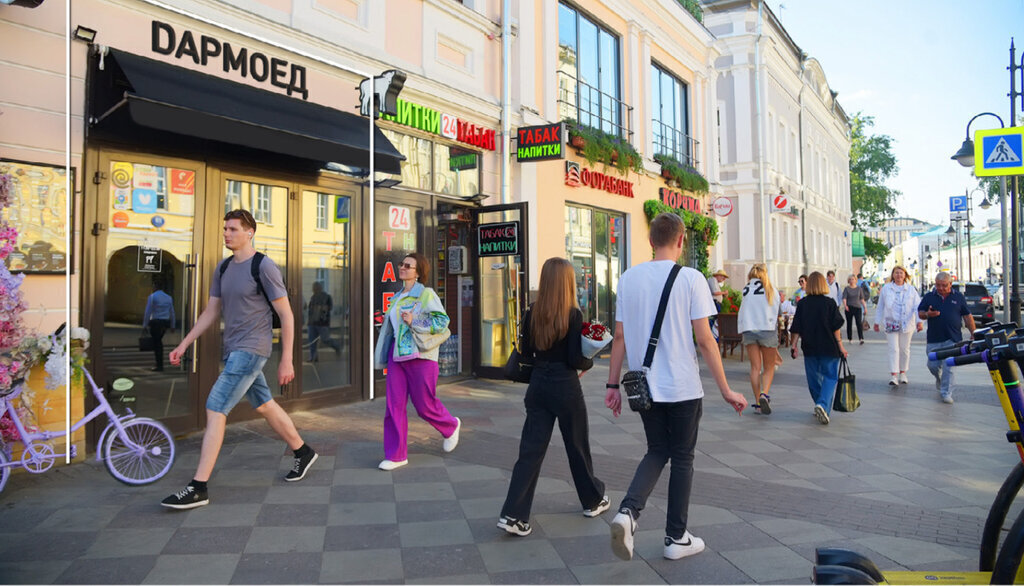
top-left (742, 330), bottom-right (779, 348)
top-left (206, 350), bottom-right (272, 414)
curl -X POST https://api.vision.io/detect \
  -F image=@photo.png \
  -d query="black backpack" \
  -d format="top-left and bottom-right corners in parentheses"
top-left (218, 252), bottom-right (282, 329)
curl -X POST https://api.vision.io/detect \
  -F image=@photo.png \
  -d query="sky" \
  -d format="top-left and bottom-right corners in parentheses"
top-left (762, 0), bottom-right (1024, 229)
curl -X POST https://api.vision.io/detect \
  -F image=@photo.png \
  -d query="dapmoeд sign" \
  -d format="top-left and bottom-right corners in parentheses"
top-left (477, 221), bottom-right (519, 257)
top-left (516, 123), bottom-right (564, 162)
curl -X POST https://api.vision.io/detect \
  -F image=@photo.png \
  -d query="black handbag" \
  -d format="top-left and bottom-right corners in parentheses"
top-left (503, 347), bottom-right (533, 383)
top-left (138, 334), bottom-right (155, 352)
top-left (833, 357), bottom-right (860, 413)
top-left (622, 264), bottom-right (682, 412)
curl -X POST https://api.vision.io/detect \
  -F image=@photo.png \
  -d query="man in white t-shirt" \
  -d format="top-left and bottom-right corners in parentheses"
top-left (604, 213), bottom-right (747, 562)
top-left (826, 270), bottom-right (842, 306)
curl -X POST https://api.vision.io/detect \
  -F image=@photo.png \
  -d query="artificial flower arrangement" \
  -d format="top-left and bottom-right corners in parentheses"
top-left (581, 321), bottom-right (612, 359)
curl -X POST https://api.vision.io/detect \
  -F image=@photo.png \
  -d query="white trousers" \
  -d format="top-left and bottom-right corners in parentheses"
top-left (885, 330), bottom-right (914, 374)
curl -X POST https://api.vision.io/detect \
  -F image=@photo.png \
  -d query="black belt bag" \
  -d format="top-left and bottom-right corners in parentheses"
top-left (622, 264), bottom-right (681, 412)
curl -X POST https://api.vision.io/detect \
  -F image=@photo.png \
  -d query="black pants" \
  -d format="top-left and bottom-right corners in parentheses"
top-left (620, 398), bottom-right (702, 540)
top-left (501, 363), bottom-right (605, 522)
top-left (149, 319), bottom-right (170, 370)
top-left (845, 306), bottom-right (863, 341)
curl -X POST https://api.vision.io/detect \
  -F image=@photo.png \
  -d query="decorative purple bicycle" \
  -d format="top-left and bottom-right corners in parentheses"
top-left (0, 368), bottom-right (175, 493)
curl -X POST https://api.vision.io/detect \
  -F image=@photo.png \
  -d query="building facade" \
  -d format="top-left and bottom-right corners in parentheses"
top-left (2, 0), bottom-right (724, 439)
top-left (705, 0), bottom-right (852, 294)
top-left (864, 216), bottom-right (938, 249)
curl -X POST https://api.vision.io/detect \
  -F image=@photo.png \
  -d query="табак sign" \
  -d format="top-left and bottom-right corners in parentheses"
top-left (478, 221), bottom-right (519, 257)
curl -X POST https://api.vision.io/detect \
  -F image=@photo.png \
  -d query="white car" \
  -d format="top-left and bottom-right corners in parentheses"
top-left (987, 284), bottom-right (1004, 309)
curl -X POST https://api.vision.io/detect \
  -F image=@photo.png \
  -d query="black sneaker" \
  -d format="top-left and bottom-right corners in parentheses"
top-left (583, 495), bottom-right (611, 517)
top-left (161, 484), bottom-right (209, 510)
top-left (497, 516), bottom-right (532, 536)
top-left (285, 450), bottom-right (319, 482)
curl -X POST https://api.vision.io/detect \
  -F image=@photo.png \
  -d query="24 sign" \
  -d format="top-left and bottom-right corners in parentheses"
top-left (388, 205), bottom-right (411, 230)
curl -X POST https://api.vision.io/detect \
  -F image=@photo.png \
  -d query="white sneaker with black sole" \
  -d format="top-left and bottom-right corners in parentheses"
top-left (583, 495), bottom-right (611, 517)
top-left (497, 516), bottom-right (532, 536)
top-left (899, 372), bottom-right (908, 384)
top-left (664, 531), bottom-right (705, 560)
top-left (610, 508), bottom-right (637, 560)
top-left (888, 376), bottom-right (898, 386)
top-left (814, 404), bottom-right (830, 425)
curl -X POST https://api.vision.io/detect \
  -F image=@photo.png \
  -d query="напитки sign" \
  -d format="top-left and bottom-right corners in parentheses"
top-left (477, 221), bottom-right (519, 257)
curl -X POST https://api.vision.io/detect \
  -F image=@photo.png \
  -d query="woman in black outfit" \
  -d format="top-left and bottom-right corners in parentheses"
top-left (790, 272), bottom-right (849, 425)
top-left (497, 258), bottom-right (609, 537)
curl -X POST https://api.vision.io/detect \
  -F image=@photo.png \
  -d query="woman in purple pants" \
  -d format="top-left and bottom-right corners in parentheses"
top-left (373, 252), bottom-right (460, 471)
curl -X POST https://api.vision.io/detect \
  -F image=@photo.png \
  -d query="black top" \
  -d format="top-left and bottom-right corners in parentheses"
top-left (521, 306), bottom-right (593, 371)
top-left (789, 294), bottom-right (844, 357)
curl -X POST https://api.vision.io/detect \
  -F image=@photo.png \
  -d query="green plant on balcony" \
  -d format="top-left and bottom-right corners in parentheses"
top-left (564, 119), bottom-right (644, 176)
top-left (653, 153), bottom-right (709, 194)
top-left (642, 199), bottom-right (719, 276)
top-left (676, 0), bottom-right (703, 23)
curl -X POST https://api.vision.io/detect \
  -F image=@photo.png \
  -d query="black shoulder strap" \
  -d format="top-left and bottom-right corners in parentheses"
top-left (249, 252), bottom-right (272, 309)
top-left (642, 264), bottom-right (682, 369)
top-left (218, 257), bottom-right (231, 276)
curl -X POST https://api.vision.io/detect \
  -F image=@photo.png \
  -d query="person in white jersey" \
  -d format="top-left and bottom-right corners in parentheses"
top-left (737, 263), bottom-right (783, 415)
top-left (604, 213), bottom-right (747, 562)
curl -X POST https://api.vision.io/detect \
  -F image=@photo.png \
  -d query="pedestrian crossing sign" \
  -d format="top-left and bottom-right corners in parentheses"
top-left (974, 127), bottom-right (1024, 176)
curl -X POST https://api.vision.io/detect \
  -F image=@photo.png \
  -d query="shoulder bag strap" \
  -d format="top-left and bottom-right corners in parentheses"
top-left (642, 264), bottom-right (682, 369)
top-left (249, 251), bottom-right (272, 308)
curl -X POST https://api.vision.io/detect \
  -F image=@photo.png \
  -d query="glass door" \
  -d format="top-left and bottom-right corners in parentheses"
top-left (472, 202), bottom-right (529, 378)
top-left (220, 174), bottom-right (291, 396)
top-left (93, 151), bottom-right (207, 431)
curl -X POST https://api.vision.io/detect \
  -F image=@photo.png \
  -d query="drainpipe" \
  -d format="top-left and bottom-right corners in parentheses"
top-left (798, 52), bottom-right (808, 274)
top-left (754, 0), bottom-right (766, 264)
top-left (501, 0), bottom-right (511, 204)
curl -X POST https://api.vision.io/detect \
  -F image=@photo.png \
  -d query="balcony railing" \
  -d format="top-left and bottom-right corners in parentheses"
top-left (652, 119), bottom-right (700, 171)
top-left (557, 70), bottom-right (633, 142)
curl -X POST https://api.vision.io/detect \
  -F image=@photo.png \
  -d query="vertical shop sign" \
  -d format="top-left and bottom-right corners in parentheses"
top-left (375, 202), bottom-right (420, 325)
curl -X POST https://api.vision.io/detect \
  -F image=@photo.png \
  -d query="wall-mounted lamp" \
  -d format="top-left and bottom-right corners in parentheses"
top-left (466, 193), bottom-right (489, 203)
top-left (360, 178), bottom-right (401, 189)
top-left (73, 25), bottom-right (97, 43)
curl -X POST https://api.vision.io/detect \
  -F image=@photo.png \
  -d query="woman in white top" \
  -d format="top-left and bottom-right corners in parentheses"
top-left (872, 265), bottom-right (923, 386)
top-left (737, 263), bottom-right (782, 414)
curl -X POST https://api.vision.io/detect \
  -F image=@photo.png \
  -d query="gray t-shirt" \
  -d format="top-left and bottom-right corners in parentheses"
top-left (210, 254), bottom-right (288, 359)
top-left (842, 285), bottom-right (865, 309)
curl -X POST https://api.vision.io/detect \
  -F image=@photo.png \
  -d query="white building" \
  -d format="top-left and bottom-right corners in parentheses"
top-left (704, 0), bottom-right (852, 292)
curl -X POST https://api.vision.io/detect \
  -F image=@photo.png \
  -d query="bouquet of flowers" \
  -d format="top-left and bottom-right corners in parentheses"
top-left (581, 321), bottom-right (611, 359)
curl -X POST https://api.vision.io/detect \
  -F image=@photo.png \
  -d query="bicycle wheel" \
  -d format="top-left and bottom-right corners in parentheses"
top-left (990, 505), bottom-right (1024, 584)
top-left (981, 463), bottom-right (1024, 571)
top-left (103, 418), bottom-right (175, 485)
top-left (0, 450), bottom-right (9, 494)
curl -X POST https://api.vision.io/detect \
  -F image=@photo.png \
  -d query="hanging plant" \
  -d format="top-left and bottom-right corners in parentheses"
top-left (653, 153), bottom-right (709, 194)
top-left (643, 199), bottom-right (719, 276)
top-left (563, 119), bottom-right (644, 176)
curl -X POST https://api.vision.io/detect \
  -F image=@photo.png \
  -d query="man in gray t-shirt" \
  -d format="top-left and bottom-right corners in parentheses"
top-left (160, 209), bottom-right (318, 510)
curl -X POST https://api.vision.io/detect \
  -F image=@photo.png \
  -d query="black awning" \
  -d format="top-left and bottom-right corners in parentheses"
top-left (92, 49), bottom-right (404, 174)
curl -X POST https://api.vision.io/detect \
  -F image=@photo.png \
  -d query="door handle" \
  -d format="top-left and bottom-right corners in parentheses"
top-left (186, 254), bottom-right (199, 374)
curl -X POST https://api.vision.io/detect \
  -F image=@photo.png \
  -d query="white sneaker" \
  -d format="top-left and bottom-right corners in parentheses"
top-left (942, 395), bottom-right (954, 404)
top-left (583, 495), bottom-right (611, 518)
top-left (443, 417), bottom-right (461, 453)
top-left (899, 372), bottom-right (908, 384)
top-left (814, 404), bottom-right (830, 425)
top-left (378, 459), bottom-right (408, 471)
top-left (664, 530), bottom-right (706, 560)
top-left (610, 508), bottom-right (636, 561)
top-left (888, 375), bottom-right (898, 386)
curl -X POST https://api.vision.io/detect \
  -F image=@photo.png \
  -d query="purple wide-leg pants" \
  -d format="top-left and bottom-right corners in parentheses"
top-left (384, 352), bottom-right (458, 461)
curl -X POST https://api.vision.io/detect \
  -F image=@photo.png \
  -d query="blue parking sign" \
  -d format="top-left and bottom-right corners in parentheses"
top-left (949, 195), bottom-right (967, 212)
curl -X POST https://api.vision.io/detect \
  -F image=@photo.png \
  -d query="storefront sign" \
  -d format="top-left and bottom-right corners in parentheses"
top-left (380, 99), bottom-right (496, 151)
top-left (516, 123), bottom-right (564, 162)
top-left (448, 147), bottom-right (479, 171)
top-left (659, 188), bottom-right (702, 213)
top-left (711, 197), bottom-right (733, 217)
top-left (478, 222), bottom-right (520, 257)
top-left (137, 246), bottom-right (162, 273)
top-left (151, 20), bottom-right (309, 100)
top-left (565, 161), bottom-right (635, 198)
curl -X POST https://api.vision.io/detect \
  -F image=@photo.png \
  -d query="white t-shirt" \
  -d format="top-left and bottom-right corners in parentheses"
top-left (615, 261), bottom-right (715, 403)
top-left (827, 280), bottom-right (842, 306)
top-left (737, 278), bottom-right (779, 333)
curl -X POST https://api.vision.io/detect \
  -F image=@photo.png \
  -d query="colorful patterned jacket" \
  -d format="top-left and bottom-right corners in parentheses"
top-left (373, 283), bottom-right (450, 368)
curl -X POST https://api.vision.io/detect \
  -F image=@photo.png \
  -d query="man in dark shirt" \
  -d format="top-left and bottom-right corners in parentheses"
top-left (918, 272), bottom-right (975, 404)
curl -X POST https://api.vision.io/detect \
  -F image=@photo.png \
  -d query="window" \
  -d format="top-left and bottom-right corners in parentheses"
top-left (558, 3), bottom-right (626, 137)
top-left (380, 128), bottom-right (481, 198)
top-left (651, 63), bottom-right (694, 167)
top-left (315, 193), bottom-right (329, 230)
top-left (255, 185), bottom-right (272, 223)
top-left (565, 204), bottom-right (626, 327)
top-left (224, 181), bottom-right (273, 224)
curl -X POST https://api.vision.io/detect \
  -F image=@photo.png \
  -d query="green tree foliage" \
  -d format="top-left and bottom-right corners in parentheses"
top-left (849, 113), bottom-right (900, 230)
top-left (863, 235), bottom-right (890, 264)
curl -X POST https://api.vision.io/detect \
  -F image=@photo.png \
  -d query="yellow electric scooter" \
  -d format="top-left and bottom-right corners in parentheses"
top-left (814, 323), bottom-right (1024, 585)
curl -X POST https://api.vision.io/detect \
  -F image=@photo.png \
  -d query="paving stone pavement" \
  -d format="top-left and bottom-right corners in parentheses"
top-left (1, 318), bottom-right (1021, 584)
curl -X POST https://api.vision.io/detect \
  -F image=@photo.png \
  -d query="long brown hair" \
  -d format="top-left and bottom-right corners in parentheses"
top-left (531, 258), bottom-right (578, 351)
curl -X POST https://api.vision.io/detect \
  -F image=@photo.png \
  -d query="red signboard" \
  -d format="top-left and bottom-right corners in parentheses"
top-left (659, 188), bottom-right (702, 213)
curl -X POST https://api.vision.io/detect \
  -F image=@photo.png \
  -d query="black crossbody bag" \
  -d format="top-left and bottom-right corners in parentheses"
top-left (621, 264), bottom-right (682, 412)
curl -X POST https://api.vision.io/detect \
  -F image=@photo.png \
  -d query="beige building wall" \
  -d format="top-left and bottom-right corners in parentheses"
top-left (0, 1), bottom-right (74, 334)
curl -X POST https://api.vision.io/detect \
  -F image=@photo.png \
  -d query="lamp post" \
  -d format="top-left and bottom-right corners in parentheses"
top-left (951, 109), bottom-right (1015, 324)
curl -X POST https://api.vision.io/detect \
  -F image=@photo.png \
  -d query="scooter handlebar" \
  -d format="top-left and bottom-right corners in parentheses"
top-left (947, 350), bottom-right (988, 367)
top-left (929, 343), bottom-right (971, 361)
